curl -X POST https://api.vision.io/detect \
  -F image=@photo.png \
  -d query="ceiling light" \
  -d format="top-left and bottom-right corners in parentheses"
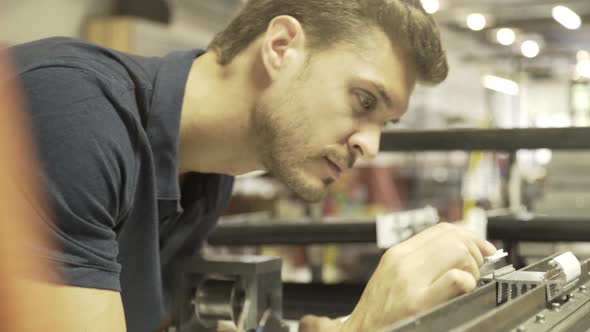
top-left (576, 51), bottom-right (590, 78)
top-left (535, 149), bottom-right (552, 165)
top-left (521, 40), bottom-right (540, 58)
top-left (420, 0), bottom-right (440, 14)
top-left (467, 13), bottom-right (486, 31)
top-left (577, 61), bottom-right (590, 79)
top-left (496, 28), bottom-right (516, 46)
top-left (552, 6), bottom-right (582, 30)
top-left (481, 75), bottom-right (519, 95)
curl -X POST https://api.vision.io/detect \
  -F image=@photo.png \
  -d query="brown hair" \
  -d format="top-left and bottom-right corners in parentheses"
top-left (208, 0), bottom-right (448, 84)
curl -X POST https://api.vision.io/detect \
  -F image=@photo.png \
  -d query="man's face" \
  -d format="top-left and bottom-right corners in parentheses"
top-left (255, 29), bottom-right (417, 202)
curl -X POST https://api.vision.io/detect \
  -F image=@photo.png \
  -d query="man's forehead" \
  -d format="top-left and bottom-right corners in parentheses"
top-left (307, 36), bottom-right (417, 110)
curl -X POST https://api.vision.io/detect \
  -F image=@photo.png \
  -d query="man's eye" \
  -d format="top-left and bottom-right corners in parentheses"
top-left (383, 120), bottom-right (400, 130)
top-left (357, 91), bottom-right (376, 111)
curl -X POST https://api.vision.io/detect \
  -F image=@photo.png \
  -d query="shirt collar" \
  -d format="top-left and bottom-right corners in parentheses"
top-left (146, 49), bottom-right (204, 200)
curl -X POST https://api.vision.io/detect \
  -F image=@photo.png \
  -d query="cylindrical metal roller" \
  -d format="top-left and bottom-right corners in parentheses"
top-left (194, 278), bottom-right (246, 324)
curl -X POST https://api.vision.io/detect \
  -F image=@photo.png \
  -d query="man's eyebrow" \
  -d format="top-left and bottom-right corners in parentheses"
top-left (371, 81), bottom-right (401, 110)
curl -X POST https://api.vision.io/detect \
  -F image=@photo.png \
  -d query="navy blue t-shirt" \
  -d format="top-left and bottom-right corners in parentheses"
top-left (9, 37), bottom-right (234, 332)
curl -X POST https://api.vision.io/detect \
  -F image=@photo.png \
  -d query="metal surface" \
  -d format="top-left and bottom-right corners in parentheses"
top-left (115, 0), bottom-right (170, 23)
top-left (207, 215), bottom-right (590, 246)
top-left (384, 283), bottom-right (498, 332)
top-left (380, 127), bottom-right (590, 151)
top-left (496, 271), bottom-right (544, 304)
top-left (194, 278), bottom-right (244, 323)
top-left (171, 254), bottom-right (285, 332)
top-left (385, 256), bottom-right (590, 332)
top-left (551, 300), bottom-right (590, 332)
top-left (453, 285), bottom-right (547, 332)
top-left (487, 216), bottom-right (590, 242)
top-left (208, 220), bottom-right (376, 246)
top-left (282, 282), bottom-right (365, 320)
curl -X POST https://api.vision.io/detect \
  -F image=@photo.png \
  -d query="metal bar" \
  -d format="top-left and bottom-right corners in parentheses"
top-left (208, 216), bottom-right (590, 246)
top-left (386, 255), bottom-right (559, 331)
top-left (453, 285), bottom-right (547, 332)
top-left (487, 216), bottom-right (590, 242)
top-left (449, 254), bottom-right (561, 331)
top-left (115, 0), bottom-right (170, 23)
top-left (380, 127), bottom-right (590, 151)
top-left (515, 260), bottom-right (590, 332)
top-left (552, 300), bottom-right (590, 332)
top-left (385, 283), bottom-right (497, 332)
top-left (208, 220), bottom-right (376, 246)
top-left (281, 282), bottom-right (364, 319)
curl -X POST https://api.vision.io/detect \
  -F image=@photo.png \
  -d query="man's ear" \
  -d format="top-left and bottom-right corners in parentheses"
top-left (261, 15), bottom-right (306, 80)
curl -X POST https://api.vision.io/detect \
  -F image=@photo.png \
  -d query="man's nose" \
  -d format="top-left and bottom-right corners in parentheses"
top-left (347, 124), bottom-right (381, 162)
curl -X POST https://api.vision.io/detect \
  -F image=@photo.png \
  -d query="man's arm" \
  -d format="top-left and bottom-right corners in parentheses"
top-left (299, 222), bottom-right (496, 332)
top-left (14, 66), bottom-right (137, 331)
top-left (19, 279), bottom-right (127, 331)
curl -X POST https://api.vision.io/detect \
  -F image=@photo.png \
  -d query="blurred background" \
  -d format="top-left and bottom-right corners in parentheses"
top-left (3, 0), bottom-right (590, 319)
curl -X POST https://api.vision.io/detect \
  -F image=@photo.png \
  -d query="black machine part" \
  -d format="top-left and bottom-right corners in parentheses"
top-left (171, 254), bottom-right (288, 332)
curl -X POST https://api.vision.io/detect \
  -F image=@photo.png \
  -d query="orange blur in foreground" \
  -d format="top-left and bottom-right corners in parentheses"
top-left (0, 46), bottom-right (59, 330)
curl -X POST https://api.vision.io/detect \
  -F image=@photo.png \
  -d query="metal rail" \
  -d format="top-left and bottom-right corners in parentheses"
top-left (380, 127), bottom-right (590, 151)
top-left (207, 216), bottom-right (590, 246)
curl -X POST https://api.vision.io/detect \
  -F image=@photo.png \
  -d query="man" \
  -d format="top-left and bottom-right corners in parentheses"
top-left (9, 0), bottom-right (497, 331)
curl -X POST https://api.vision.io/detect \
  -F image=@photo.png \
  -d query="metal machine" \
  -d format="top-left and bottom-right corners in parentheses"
top-left (170, 254), bottom-right (289, 332)
top-left (386, 251), bottom-right (590, 332)
top-left (168, 249), bottom-right (590, 332)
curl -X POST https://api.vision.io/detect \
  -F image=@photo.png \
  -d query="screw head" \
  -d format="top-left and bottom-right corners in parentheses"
top-left (535, 314), bottom-right (545, 323)
top-left (580, 285), bottom-right (588, 293)
top-left (552, 302), bottom-right (561, 311)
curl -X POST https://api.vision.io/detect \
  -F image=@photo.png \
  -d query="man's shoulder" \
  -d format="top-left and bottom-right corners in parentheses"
top-left (10, 37), bottom-right (161, 91)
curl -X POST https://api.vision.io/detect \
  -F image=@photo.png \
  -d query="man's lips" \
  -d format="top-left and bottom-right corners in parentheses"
top-left (325, 157), bottom-right (343, 177)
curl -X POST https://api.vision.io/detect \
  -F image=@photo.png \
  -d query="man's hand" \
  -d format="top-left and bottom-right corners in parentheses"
top-left (298, 315), bottom-right (343, 332)
top-left (340, 222), bottom-right (496, 332)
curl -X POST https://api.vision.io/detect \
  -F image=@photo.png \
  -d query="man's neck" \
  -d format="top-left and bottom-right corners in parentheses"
top-left (178, 48), bottom-right (267, 176)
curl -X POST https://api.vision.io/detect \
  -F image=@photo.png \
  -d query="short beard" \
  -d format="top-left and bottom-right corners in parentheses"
top-left (252, 88), bottom-right (328, 202)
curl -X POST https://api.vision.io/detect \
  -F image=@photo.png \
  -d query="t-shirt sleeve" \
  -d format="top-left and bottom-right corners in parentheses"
top-left (19, 66), bottom-right (137, 291)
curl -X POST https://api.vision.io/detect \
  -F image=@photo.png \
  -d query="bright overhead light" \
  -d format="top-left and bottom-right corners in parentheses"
top-left (576, 51), bottom-right (590, 78)
top-left (535, 149), bottom-right (552, 165)
top-left (496, 28), bottom-right (516, 46)
top-left (421, 0), bottom-right (440, 14)
top-left (481, 75), bottom-right (519, 95)
top-left (552, 5), bottom-right (582, 30)
top-left (467, 13), bottom-right (486, 31)
top-left (521, 40), bottom-right (540, 58)
top-left (576, 60), bottom-right (590, 78)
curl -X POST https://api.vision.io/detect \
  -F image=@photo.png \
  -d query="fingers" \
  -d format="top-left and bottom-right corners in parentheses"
top-left (461, 234), bottom-right (485, 267)
top-left (463, 231), bottom-right (496, 257)
top-left (420, 268), bottom-right (477, 308)
top-left (443, 223), bottom-right (496, 258)
top-left (394, 222), bottom-right (496, 260)
top-left (416, 236), bottom-right (480, 284)
top-left (387, 223), bottom-right (493, 284)
top-left (461, 251), bottom-right (480, 281)
top-left (217, 320), bottom-right (237, 332)
top-left (298, 315), bottom-right (341, 332)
